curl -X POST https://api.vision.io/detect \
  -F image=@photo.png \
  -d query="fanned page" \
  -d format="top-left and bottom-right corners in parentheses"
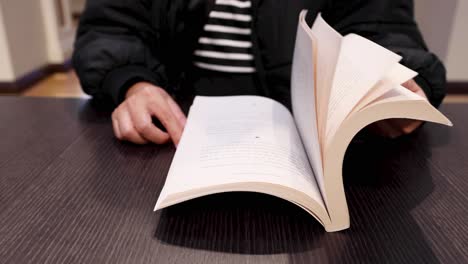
top-left (288, 11), bottom-right (452, 232)
top-left (291, 10), bottom-right (326, 206)
top-left (325, 34), bottom-right (402, 146)
top-left (310, 14), bottom-right (342, 147)
top-left (375, 84), bottom-right (436, 103)
top-left (322, 81), bottom-right (452, 231)
top-left (155, 96), bottom-right (325, 213)
top-left (353, 63), bottom-right (418, 112)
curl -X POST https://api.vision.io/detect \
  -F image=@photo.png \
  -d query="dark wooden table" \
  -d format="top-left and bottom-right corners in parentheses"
top-left (0, 96), bottom-right (467, 264)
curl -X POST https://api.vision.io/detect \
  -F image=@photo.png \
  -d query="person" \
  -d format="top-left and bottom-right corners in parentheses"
top-left (73, 0), bottom-right (446, 146)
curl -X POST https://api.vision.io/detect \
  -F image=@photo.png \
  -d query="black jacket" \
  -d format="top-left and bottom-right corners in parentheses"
top-left (73, 0), bottom-right (446, 108)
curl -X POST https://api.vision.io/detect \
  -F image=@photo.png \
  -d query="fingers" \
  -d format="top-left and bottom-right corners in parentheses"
top-left (166, 95), bottom-right (187, 127)
top-left (111, 113), bottom-right (121, 139)
top-left (127, 99), bottom-right (171, 144)
top-left (370, 120), bottom-right (402, 138)
top-left (402, 79), bottom-right (428, 100)
top-left (387, 119), bottom-right (423, 135)
top-left (112, 83), bottom-right (186, 146)
top-left (114, 108), bottom-right (148, 145)
top-left (402, 80), bottom-right (418, 92)
top-left (369, 119), bottom-right (424, 138)
top-left (147, 96), bottom-right (184, 147)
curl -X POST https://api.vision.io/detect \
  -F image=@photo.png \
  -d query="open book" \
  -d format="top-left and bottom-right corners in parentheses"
top-left (154, 11), bottom-right (452, 232)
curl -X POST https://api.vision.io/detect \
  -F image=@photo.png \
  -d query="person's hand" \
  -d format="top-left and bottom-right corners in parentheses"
top-left (369, 79), bottom-right (427, 138)
top-left (111, 82), bottom-right (186, 146)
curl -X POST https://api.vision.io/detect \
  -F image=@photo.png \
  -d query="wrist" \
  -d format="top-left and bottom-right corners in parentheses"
top-left (125, 82), bottom-right (156, 99)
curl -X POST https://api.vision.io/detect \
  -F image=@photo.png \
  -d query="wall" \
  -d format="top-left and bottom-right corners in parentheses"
top-left (40, 0), bottom-right (69, 64)
top-left (0, 2), bottom-right (14, 81)
top-left (415, 0), bottom-right (468, 82)
top-left (1, 0), bottom-right (49, 79)
top-left (443, 1), bottom-right (468, 82)
top-left (0, 0), bottom-right (73, 82)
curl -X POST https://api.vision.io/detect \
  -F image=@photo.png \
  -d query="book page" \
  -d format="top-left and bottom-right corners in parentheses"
top-left (325, 34), bottom-right (402, 146)
top-left (291, 10), bottom-right (326, 205)
top-left (385, 63), bottom-right (418, 85)
top-left (376, 84), bottom-right (427, 102)
top-left (321, 82), bottom-right (452, 232)
top-left (156, 96), bottom-right (325, 210)
top-left (354, 84), bottom-right (452, 127)
top-left (310, 13), bottom-right (342, 146)
top-left (352, 64), bottom-right (418, 112)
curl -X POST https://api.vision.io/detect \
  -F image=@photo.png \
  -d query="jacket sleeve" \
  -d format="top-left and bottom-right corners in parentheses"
top-left (323, 0), bottom-right (447, 107)
top-left (72, 0), bottom-right (168, 105)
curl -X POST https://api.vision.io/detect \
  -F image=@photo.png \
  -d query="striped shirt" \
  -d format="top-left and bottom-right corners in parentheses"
top-left (193, 0), bottom-right (256, 73)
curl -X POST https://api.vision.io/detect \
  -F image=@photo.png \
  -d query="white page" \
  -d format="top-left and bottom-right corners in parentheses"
top-left (352, 80), bottom-right (396, 113)
top-left (291, 10), bottom-right (326, 205)
top-left (156, 96), bottom-right (325, 210)
top-left (310, 13), bottom-right (342, 146)
top-left (365, 85), bottom-right (452, 128)
top-left (325, 34), bottom-right (402, 146)
top-left (385, 63), bottom-right (418, 85)
top-left (378, 84), bottom-right (427, 102)
top-left (353, 63), bottom-right (418, 112)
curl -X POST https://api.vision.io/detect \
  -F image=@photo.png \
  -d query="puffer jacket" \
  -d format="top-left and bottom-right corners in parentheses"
top-left (73, 0), bottom-right (446, 108)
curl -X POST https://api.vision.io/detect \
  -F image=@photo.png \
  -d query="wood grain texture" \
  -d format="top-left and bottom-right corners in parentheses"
top-left (0, 97), bottom-right (467, 264)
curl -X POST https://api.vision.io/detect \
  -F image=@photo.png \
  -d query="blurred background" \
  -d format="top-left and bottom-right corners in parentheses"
top-left (0, 0), bottom-right (466, 101)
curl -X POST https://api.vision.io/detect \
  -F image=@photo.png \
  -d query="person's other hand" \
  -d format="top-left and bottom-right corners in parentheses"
top-left (111, 82), bottom-right (187, 146)
top-left (369, 79), bottom-right (427, 138)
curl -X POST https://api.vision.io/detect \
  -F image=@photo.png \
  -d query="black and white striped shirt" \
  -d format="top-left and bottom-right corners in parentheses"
top-left (193, 0), bottom-right (256, 73)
